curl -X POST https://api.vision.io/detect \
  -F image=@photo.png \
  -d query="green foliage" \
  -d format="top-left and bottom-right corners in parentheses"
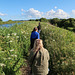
top-left (0, 21), bottom-right (39, 75)
top-left (40, 22), bottom-right (75, 75)
top-left (50, 18), bottom-right (61, 26)
top-left (0, 21), bottom-right (75, 75)
top-left (0, 18), bottom-right (2, 21)
top-left (40, 18), bottom-right (48, 22)
top-left (63, 20), bottom-right (70, 28)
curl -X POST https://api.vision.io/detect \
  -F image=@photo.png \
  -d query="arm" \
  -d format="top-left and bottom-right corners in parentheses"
top-left (28, 51), bottom-right (35, 63)
top-left (37, 33), bottom-right (40, 39)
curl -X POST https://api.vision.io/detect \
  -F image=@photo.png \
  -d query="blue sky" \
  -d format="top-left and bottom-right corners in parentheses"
top-left (0, 0), bottom-right (75, 21)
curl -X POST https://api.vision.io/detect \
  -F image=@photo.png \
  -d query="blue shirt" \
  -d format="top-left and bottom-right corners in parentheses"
top-left (30, 31), bottom-right (40, 40)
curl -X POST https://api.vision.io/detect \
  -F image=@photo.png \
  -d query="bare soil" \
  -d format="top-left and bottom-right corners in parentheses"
top-left (20, 60), bottom-right (31, 75)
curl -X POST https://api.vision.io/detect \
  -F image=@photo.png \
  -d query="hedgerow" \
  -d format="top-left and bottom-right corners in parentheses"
top-left (0, 21), bottom-right (39, 75)
top-left (40, 22), bottom-right (75, 75)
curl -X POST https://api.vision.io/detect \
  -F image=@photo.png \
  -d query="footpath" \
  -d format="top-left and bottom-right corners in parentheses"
top-left (20, 60), bottom-right (31, 75)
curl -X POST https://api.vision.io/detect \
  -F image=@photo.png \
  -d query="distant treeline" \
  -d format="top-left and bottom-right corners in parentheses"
top-left (0, 18), bottom-right (25, 25)
top-left (0, 18), bottom-right (75, 32)
top-left (29, 18), bottom-right (75, 32)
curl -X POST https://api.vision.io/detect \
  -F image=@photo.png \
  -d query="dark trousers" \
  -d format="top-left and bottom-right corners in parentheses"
top-left (30, 38), bottom-right (36, 49)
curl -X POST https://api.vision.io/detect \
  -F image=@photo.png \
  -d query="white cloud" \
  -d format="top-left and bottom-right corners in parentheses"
top-left (21, 8), bottom-right (70, 19)
top-left (21, 8), bottom-right (43, 18)
top-left (44, 9), bottom-right (70, 19)
top-left (54, 6), bottom-right (57, 9)
top-left (0, 12), bottom-right (7, 16)
top-left (21, 9), bottom-right (25, 12)
top-left (71, 10), bottom-right (75, 16)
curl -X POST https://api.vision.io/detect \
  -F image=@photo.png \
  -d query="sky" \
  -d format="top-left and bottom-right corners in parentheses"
top-left (0, 0), bottom-right (75, 21)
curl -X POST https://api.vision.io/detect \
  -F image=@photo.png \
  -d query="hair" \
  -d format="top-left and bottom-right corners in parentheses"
top-left (32, 27), bottom-right (38, 32)
top-left (33, 39), bottom-right (43, 51)
top-left (39, 22), bottom-right (40, 25)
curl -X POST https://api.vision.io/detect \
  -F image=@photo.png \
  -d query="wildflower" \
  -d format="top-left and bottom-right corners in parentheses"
top-left (21, 31), bottom-right (23, 33)
top-left (0, 51), bottom-right (5, 53)
top-left (24, 36), bottom-right (26, 38)
top-left (8, 34), bottom-right (10, 36)
top-left (16, 36), bottom-right (19, 38)
top-left (7, 42), bottom-right (9, 43)
top-left (45, 27), bottom-right (46, 29)
top-left (21, 31), bottom-right (25, 33)
top-left (0, 63), bottom-right (6, 67)
top-left (7, 36), bottom-right (10, 38)
top-left (8, 57), bottom-right (11, 60)
top-left (11, 54), bottom-right (17, 57)
top-left (10, 49), bottom-right (14, 52)
top-left (12, 33), bottom-right (17, 36)
top-left (53, 40), bottom-right (55, 41)
top-left (9, 40), bottom-right (13, 42)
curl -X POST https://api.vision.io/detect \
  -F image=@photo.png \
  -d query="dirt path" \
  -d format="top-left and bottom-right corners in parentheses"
top-left (20, 60), bottom-right (31, 75)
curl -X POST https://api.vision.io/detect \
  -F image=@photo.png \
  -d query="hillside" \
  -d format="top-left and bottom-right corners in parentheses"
top-left (0, 21), bottom-right (75, 75)
top-left (40, 22), bottom-right (75, 75)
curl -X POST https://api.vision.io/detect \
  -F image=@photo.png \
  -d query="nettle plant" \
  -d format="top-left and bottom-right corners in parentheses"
top-left (0, 21), bottom-right (39, 75)
top-left (40, 22), bottom-right (75, 75)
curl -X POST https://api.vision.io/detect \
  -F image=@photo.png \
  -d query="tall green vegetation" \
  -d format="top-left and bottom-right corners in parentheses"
top-left (0, 21), bottom-right (75, 75)
top-left (40, 22), bottom-right (75, 75)
top-left (0, 21), bottom-right (39, 75)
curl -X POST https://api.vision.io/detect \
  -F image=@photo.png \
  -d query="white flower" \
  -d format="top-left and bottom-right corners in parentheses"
top-left (7, 36), bottom-right (10, 38)
top-left (7, 42), bottom-right (9, 43)
top-left (24, 36), bottom-right (26, 38)
top-left (9, 40), bottom-right (13, 42)
top-left (8, 57), bottom-right (11, 60)
top-left (21, 31), bottom-right (23, 33)
top-left (0, 63), bottom-right (6, 67)
top-left (21, 31), bottom-right (25, 33)
top-left (10, 49), bottom-right (14, 52)
top-left (45, 27), bottom-right (46, 29)
top-left (12, 33), bottom-right (17, 36)
top-left (16, 36), bottom-right (19, 38)
top-left (0, 51), bottom-right (5, 53)
top-left (11, 55), bottom-right (17, 57)
top-left (8, 34), bottom-right (10, 36)
top-left (53, 40), bottom-right (55, 41)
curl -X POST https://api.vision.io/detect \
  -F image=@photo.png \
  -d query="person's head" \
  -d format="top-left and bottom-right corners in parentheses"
top-left (33, 39), bottom-right (43, 51)
top-left (33, 27), bottom-right (38, 32)
top-left (39, 22), bottom-right (40, 24)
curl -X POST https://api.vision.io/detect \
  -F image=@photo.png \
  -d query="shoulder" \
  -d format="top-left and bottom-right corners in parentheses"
top-left (36, 32), bottom-right (39, 35)
top-left (43, 48), bottom-right (49, 53)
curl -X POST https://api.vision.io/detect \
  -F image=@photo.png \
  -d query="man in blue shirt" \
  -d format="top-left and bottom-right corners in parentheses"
top-left (30, 27), bottom-right (40, 49)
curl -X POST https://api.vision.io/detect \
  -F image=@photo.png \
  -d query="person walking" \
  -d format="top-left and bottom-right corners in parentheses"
top-left (29, 39), bottom-right (50, 75)
top-left (30, 27), bottom-right (40, 49)
top-left (37, 22), bottom-right (41, 33)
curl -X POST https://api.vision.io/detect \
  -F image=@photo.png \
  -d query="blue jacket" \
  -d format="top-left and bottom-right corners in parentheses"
top-left (30, 31), bottom-right (40, 40)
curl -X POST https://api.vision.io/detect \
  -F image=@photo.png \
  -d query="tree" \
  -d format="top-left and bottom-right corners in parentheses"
top-left (0, 18), bottom-right (2, 21)
top-left (40, 18), bottom-right (48, 22)
top-left (63, 20), bottom-right (70, 28)
top-left (50, 18), bottom-right (61, 26)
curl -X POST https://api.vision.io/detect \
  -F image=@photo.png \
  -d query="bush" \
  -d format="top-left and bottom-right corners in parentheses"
top-left (50, 18), bottom-right (61, 26)
top-left (0, 21), bottom-right (39, 75)
top-left (40, 18), bottom-right (48, 22)
top-left (0, 18), bottom-right (2, 21)
top-left (40, 22), bottom-right (75, 75)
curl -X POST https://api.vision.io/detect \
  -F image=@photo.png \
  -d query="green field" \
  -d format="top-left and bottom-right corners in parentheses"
top-left (0, 21), bottom-right (75, 75)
